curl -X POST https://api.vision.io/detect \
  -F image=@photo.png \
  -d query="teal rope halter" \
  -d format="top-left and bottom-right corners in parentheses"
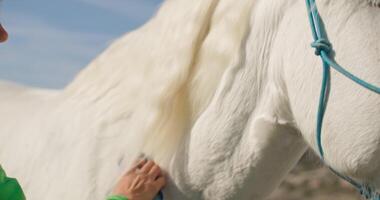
top-left (305, 0), bottom-right (380, 199)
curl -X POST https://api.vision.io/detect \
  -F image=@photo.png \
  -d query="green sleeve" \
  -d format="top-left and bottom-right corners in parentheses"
top-left (106, 195), bottom-right (129, 200)
top-left (0, 166), bottom-right (26, 200)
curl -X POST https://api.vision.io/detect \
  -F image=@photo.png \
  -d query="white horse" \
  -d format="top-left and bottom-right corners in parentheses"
top-left (0, 0), bottom-right (379, 199)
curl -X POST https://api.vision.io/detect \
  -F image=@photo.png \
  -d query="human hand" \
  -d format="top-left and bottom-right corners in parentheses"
top-left (112, 159), bottom-right (166, 200)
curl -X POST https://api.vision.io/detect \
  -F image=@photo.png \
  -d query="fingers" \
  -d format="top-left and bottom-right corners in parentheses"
top-left (131, 175), bottom-right (142, 188)
top-left (133, 175), bottom-right (145, 190)
top-left (148, 165), bottom-right (161, 180)
top-left (153, 176), bottom-right (166, 190)
top-left (140, 160), bottom-right (155, 173)
top-left (135, 159), bottom-right (148, 169)
top-left (129, 159), bottom-right (148, 172)
top-left (129, 159), bottom-right (164, 181)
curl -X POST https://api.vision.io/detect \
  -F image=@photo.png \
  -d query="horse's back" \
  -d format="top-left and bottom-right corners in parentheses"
top-left (0, 80), bottom-right (59, 125)
top-left (0, 81), bottom-right (58, 102)
top-left (0, 80), bottom-right (59, 111)
top-left (0, 80), bottom-right (61, 151)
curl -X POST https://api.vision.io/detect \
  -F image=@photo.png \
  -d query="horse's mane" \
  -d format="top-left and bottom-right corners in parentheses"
top-left (60, 0), bottom-right (303, 171)
top-left (62, 0), bottom-right (256, 168)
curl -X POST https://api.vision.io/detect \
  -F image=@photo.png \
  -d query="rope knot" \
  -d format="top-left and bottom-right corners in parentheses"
top-left (311, 38), bottom-right (332, 56)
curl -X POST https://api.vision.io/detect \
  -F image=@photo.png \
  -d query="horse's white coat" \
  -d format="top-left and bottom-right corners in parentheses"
top-left (0, 0), bottom-right (379, 199)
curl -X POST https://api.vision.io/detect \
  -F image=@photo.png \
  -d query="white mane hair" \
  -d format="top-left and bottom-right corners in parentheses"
top-left (0, 0), bottom-right (252, 198)
top-left (63, 0), bottom-right (256, 167)
top-left (0, 0), bottom-right (379, 199)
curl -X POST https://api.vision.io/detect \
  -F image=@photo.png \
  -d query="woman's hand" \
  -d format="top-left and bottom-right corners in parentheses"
top-left (0, 23), bottom-right (8, 42)
top-left (112, 159), bottom-right (166, 200)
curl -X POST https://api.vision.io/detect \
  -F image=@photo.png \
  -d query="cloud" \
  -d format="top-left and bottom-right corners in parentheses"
top-left (0, 1), bottom-right (163, 88)
top-left (0, 12), bottom-right (115, 88)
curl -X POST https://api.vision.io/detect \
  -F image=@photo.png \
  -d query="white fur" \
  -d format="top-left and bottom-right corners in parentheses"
top-left (0, 0), bottom-right (379, 199)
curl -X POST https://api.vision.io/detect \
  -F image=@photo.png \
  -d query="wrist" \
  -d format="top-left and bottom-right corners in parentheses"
top-left (106, 194), bottom-right (129, 200)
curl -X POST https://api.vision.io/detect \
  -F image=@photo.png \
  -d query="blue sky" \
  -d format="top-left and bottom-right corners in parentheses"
top-left (0, 0), bottom-right (162, 88)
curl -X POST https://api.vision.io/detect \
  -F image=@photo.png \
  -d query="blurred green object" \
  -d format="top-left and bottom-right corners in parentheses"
top-left (106, 195), bottom-right (129, 200)
top-left (0, 166), bottom-right (26, 200)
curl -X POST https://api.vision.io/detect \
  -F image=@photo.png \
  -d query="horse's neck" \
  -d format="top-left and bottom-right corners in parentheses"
top-left (256, 0), bottom-right (379, 141)
top-left (61, 0), bottom-right (220, 131)
top-left (65, 0), bottom-right (217, 96)
top-left (294, 0), bottom-right (380, 143)
top-left (60, 0), bottom-right (218, 159)
top-left (171, 0), bottom-right (379, 198)
top-left (279, 0), bottom-right (380, 190)
top-left (59, 0), bottom-right (257, 167)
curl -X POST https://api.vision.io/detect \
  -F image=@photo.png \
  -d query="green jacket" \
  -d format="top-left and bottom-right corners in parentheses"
top-left (0, 166), bottom-right (26, 200)
top-left (0, 166), bottom-right (128, 200)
